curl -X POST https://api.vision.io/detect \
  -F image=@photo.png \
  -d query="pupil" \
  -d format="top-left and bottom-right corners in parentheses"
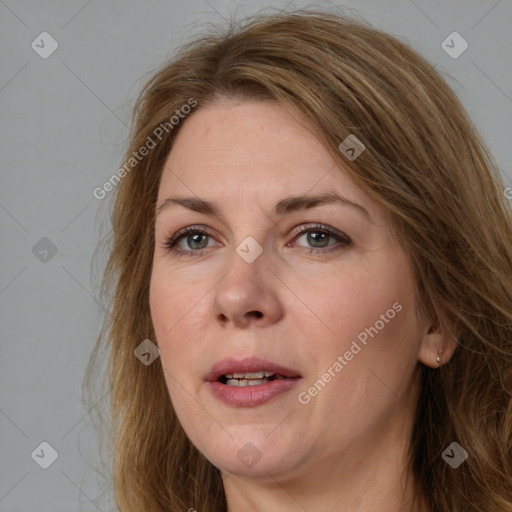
top-left (308, 231), bottom-right (328, 247)
top-left (188, 233), bottom-right (207, 249)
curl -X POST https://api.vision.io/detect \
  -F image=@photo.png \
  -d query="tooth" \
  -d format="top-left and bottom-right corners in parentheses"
top-left (248, 379), bottom-right (265, 386)
top-left (231, 371), bottom-right (266, 378)
top-left (244, 371), bottom-right (265, 378)
top-left (263, 371), bottom-right (275, 377)
top-left (225, 373), bottom-right (233, 378)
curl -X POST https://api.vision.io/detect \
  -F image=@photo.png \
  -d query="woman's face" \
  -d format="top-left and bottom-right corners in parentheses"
top-left (149, 99), bottom-right (430, 482)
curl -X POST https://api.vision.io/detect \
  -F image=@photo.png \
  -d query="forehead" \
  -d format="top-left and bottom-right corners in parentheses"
top-left (157, 100), bottom-right (379, 218)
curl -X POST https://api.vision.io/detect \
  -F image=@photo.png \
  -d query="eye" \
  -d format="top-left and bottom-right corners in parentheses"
top-left (288, 223), bottom-right (351, 254)
top-left (163, 225), bottom-right (218, 256)
top-left (162, 223), bottom-right (351, 257)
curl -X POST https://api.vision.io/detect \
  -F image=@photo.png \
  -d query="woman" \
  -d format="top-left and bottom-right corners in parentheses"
top-left (85, 9), bottom-right (512, 512)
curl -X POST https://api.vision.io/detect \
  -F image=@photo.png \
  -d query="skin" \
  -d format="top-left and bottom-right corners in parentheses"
top-left (149, 99), bottom-right (457, 512)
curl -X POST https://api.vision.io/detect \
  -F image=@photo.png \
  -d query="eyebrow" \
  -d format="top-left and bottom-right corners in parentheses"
top-left (155, 192), bottom-right (371, 221)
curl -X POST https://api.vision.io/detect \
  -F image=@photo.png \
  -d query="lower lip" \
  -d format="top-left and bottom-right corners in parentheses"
top-left (208, 378), bottom-right (302, 407)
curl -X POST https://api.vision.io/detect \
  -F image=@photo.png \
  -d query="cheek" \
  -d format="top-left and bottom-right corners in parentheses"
top-left (295, 265), bottom-right (404, 347)
top-left (149, 277), bottom-right (212, 439)
top-left (302, 252), bottom-right (419, 368)
top-left (149, 268), bottom-right (209, 374)
top-left (150, 265), bottom-right (194, 336)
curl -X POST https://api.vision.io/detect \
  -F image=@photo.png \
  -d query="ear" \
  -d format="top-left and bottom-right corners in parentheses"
top-left (418, 321), bottom-right (458, 368)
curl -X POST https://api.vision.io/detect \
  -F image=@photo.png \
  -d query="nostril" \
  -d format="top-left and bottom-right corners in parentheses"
top-left (252, 311), bottom-right (263, 318)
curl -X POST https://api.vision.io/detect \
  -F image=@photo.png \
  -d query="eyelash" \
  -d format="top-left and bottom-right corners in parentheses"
top-left (162, 223), bottom-right (351, 257)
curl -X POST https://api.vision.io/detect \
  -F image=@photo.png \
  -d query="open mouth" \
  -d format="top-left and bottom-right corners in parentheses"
top-left (207, 358), bottom-right (302, 406)
top-left (218, 371), bottom-right (288, 386)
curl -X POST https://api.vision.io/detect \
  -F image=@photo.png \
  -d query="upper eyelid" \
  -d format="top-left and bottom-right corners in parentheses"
top-left (170, 223), bottom-right (344, 238)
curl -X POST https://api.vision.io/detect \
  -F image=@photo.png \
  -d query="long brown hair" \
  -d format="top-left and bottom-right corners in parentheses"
top-left (84, 9), bottom-right (512, 512)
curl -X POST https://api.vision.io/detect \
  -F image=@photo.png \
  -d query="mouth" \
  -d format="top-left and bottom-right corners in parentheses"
top-left (206, 356), bottom-right (301, 383)
top-left (205, 356), bottom-right (302, 407)
top-left (217, 371), bottom-right (289, 386)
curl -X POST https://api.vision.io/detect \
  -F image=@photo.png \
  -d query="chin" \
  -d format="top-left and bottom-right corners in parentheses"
top-left (213, 451), bottom-right (297, 480)
top-left (193, 428), bottom-right (305, 479)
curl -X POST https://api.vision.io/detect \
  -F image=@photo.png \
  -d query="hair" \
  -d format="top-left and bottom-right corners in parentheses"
top-left (84, 8), bottom-right (512, 512)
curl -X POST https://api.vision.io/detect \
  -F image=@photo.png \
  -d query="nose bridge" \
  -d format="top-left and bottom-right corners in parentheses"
top-left (211, 235), bottom-right (282, 326)
top-left (220, 234), bottom-right (267, 303)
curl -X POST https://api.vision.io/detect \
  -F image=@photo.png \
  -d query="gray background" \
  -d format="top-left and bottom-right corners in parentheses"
top-left (1, 1), bottom-right (511, 511)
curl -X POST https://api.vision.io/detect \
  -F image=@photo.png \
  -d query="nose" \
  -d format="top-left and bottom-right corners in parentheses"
top-left (211, 245), bottom-right (284, 328)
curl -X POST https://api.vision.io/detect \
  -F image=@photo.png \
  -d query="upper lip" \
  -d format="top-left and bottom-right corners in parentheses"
top-left (205, 356), bottom-right (301, 382)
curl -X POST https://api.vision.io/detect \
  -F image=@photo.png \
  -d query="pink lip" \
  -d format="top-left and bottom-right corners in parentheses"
top-left (205, 356), bottom-right (302, 408)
